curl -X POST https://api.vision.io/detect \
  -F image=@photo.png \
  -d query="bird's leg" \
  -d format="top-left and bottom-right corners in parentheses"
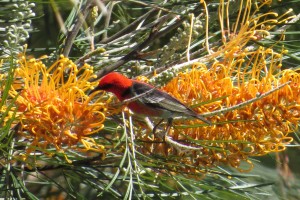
top-left (152, 119), bottom-right (164, 136)
top-left (153, 118), bottom-right (173, 141)
top-left (163, 118), bottom-right (173, 142)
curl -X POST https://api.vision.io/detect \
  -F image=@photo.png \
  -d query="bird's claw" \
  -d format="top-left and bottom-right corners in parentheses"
top-left (153, 129), bottom-right (166, 141)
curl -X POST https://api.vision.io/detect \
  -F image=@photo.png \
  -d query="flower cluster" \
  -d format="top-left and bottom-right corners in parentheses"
top-left (136, 0), bottom-right (297, 171)
top-left (138, 47), bottom-right (297, 171)
top-left (8, 55), bottom-right (108, 156)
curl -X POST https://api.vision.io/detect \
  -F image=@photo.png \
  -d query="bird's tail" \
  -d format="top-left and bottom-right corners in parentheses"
top-left (195, 114), bottom-right (212, 125)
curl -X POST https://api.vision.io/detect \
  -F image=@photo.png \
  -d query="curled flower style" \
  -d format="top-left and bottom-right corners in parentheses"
top-left (214, 0), bottom-right (294, 59)
top-left (9, 55), bottom-right (107, 155)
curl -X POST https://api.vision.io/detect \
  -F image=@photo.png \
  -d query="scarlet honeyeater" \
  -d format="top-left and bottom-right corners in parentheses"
top-left (90, 72), bottom-right (211, 134)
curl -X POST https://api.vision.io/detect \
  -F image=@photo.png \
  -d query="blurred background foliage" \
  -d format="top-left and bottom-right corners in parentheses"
top-left (0, 0), bottom-right (300, 199)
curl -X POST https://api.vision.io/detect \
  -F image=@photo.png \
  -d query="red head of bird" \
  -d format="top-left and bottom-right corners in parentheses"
top-left (92, 72), bottom-right (133, 101)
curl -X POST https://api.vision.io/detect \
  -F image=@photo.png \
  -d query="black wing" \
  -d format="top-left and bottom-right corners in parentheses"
top-left (131, 82), bottom-right (198, 117)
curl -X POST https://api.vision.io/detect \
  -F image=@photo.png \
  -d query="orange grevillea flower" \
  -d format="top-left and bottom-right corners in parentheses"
top-left (138, 47), bottom-right (297, 172)
top-left (139, 46), bottom-right (298, 172)
top-left (136, 0), bottom-right (296, 171)
top-left (9, 55), bottom-right (107, 155)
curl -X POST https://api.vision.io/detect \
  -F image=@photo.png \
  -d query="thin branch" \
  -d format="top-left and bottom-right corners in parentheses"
top-left (100, 8), bottom-right (158, 44)
top-left (75, 10), bottom-right (161, 64)
top-left (91, 14), bottom-right (187, 80)
top-left (202, 81), bottom-right (290, 117)
top-left (16, 154), bottom-right (120, 172)
top-left (62, 1), bottom-right (95, 57)
top-left (102, 1), bottom-right (116, 40)
top-left (165, 136), bottom-right (202, 152)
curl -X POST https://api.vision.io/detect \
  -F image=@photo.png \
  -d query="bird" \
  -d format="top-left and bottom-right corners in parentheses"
top-left (89, 72), bottom-right (211, 136)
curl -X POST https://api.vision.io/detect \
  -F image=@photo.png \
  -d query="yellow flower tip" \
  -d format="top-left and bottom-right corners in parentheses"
top-left (265, 49), bottom-right (272, 54)
top-left (100, 145), bottom-right (105, 150)
top-left (291, 15), bottom-right (296, 20)
top-left (59, 54), bottom-right (65, 59)
top-left (28, 58), bottom-right (36, 63)
top-left (278, 64), bottom-right (282, 68)
top-left (273, 19), bottom-right (279, 24)
top-left (39, 55), bottom-right (48, 60)
top-left (96, 47), bottom-right (106, 53)
top-left (136, 75), bottom-right (149, 83)
top-left (89, 85), bottom-right (95, 90)
top-left (64, 154), bottom-right (73, 164)
top-left (92, 75), bottom-right (97, 79)
top-left (265, 32), bottom-right (271, 37)
top-left (250, 36), bottom-right (258, 40)
top-left (283, 50), bottom-right (288, 54)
